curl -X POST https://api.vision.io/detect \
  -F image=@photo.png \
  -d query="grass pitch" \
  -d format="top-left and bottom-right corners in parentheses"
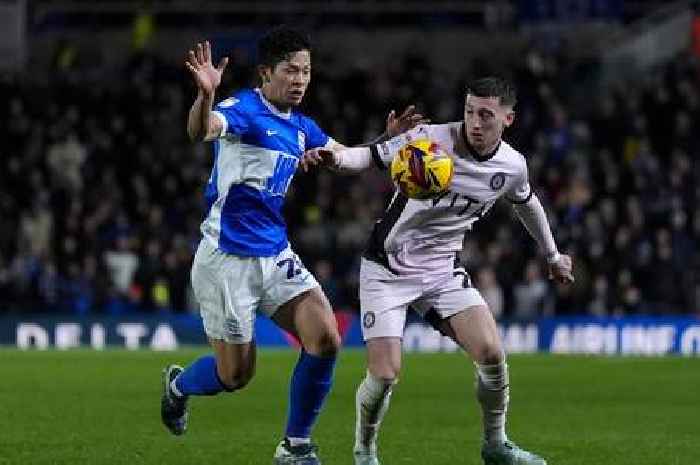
top-left (0, 349), bottom-right (696, 465)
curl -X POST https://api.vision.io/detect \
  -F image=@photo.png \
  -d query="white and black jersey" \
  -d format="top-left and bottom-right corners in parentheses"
top-left (365, 122), bottom-right (532, 275)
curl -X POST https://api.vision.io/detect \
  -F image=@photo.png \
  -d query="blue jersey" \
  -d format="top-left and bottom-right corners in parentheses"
top-left (201, 88), bottom-right (331, 256)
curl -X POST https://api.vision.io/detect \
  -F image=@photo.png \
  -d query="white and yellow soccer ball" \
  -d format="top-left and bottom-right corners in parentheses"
top-left (390, 138), bottom-right (454, 200)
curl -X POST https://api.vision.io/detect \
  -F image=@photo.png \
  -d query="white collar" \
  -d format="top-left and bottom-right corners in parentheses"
top-left (255, 88), bottom-right (291, 119)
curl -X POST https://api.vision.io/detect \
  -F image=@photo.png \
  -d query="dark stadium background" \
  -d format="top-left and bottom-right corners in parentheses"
top-left (0, 1), bottom-right (698, 349)
top-left (1, 3), bottom-right (699, 465)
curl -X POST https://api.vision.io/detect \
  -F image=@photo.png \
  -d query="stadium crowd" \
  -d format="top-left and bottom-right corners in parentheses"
top-left (0, 42), bottom-right (698, 318)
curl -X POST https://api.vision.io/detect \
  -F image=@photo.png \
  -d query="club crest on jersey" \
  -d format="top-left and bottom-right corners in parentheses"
top-left (490, 172), bottom-right (506, 191)
top-left (298, 131), bottom-right (306, 151)
top-left (363, 311), bottom-right (376, 329)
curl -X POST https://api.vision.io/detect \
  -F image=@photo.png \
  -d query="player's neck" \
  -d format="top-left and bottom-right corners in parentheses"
top-left (479, 140), bottom-right (501, 157)
top-left (260, 86), bottom-right (292, 113)
top-left (461, 124), bottom-right (501, 161)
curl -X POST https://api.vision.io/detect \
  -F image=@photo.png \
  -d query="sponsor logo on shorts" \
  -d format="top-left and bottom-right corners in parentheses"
top-left (490, 172), bottom-right (506, 190)
top-left (363, 311), bottom-right (376, 329)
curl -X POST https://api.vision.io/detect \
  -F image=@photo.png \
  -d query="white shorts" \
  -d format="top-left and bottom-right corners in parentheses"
top-left (191, 239), bottom-right (319, 344)
top-left (359, 257), bottom-right (486, 340)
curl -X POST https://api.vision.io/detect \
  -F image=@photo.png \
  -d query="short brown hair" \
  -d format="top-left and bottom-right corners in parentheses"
top-left (466, 77), bottom-right (517, 107)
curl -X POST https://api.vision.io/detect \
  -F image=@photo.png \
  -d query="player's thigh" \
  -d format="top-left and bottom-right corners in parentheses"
top-left (261, 246), bottom-right (339, 355)
top-left (359, 258), bottom-right (421, 342)
top-left (260, 245), bottom-right (321, 319)
top-left (209, 338), bottom-right (257, 389)
top-left (191, 240), bottom-right (260, 345)
top-left (414, 272), bottom-right (503, 362)
top-left (366, 337), bottom-right (403, 381)
top-left (439, 306), bottom-right (503, 364)
top-left (272, 286), bottom-right (340, 356)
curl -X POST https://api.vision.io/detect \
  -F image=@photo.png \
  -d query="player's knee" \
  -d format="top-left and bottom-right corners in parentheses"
top-left (368, 363), bottom-right (400, 383)
top-left (307, 328), bottom-right (341, 357)
top-left (473, 343), bottom-right (504, 365)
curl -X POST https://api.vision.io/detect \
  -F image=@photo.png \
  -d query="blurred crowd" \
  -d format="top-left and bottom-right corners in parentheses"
top-left (0, 42), bottom-right (698, 319)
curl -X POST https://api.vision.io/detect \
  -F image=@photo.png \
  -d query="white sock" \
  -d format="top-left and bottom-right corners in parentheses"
top-left (354, 372), bottom-right (395, 455)
top-left (476, 361), bottom-right (509, 446)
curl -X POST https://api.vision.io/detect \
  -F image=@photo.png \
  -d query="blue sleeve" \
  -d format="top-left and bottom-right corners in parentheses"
top-left (303, 117), bottom-right (330, 149)
top-left (212, 96), bottom-right (249, 137)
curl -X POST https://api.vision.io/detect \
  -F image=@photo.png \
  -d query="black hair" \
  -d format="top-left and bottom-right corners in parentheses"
top-left (466, 77), bottom-right (517, 107)
top-left (257, 25), bottom-right (312, 68)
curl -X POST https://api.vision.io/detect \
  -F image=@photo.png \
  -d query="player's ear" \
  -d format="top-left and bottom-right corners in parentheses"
top-left (504, 110), bottom-right (515, 127)
top-left (258, 65), bottom-right (271, 84)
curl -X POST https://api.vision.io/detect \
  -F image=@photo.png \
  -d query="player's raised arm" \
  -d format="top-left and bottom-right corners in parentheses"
top-left (302, 105), bottom-right (429, 172)
top-left (301, 122), bottom-right (430, 173)
top-left (185, 41), bottom-right (229, 142)
top-left (300, 146), bottom-right (370, 173)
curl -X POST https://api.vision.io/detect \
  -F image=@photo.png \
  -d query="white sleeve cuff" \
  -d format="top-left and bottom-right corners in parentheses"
top-left (545, 251), bottom-right (561, 265)
top-left (336, 147), bottom-right (372, 172)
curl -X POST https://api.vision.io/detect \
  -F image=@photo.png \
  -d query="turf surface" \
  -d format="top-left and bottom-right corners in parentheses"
top-left (0, 349), bottom-right (697, 465)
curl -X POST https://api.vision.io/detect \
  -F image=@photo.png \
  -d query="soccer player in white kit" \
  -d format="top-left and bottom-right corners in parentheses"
top-left (159, 27), bottom-right (426, 465)
top-left (302, 77), bottom-right (574, 465)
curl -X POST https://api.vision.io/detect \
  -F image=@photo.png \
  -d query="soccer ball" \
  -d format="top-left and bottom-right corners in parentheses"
top-left (390, 138), bottom-right (454, 199)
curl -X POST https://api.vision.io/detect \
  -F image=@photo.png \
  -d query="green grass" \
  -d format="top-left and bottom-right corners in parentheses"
top-left (0, 349), bottom-right (697, 465)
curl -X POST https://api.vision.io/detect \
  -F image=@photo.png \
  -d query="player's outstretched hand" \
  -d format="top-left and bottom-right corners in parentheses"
top-left (548, 254), bottom-right (574, 285)
top-left (300, 148), bottom-right (338, 172)
top-left (386, 105), bottom-right (430, 137)
top-left (185, 40), bottom-right (228, 96)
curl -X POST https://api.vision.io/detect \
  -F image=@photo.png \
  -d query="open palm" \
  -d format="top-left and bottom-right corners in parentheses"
top-left (185, 41), bottom-right (228, 95)
top-left (386, 105), bottom-right (430, 137)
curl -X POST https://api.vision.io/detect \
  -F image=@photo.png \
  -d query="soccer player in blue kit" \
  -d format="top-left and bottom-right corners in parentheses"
top-left (160, 27), bottom-right (426, 465)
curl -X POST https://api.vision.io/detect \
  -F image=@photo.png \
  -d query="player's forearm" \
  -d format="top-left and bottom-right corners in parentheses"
top-left (187, 91), bottom-right (215, 142)
top-left (512, 194), bottom-right (560, 263)
top-left (333, 146), bottom-right (372, 173)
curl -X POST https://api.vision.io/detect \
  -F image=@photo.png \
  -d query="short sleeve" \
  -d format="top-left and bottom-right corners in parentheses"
top-left (372, 125), bottom-right (430, 170)
top-left (507, 161), bottom-right (533, 204)
top-left (211, 96), bottom-right (249, 137)
top-left (302, 117), bottom-right (330, 150)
